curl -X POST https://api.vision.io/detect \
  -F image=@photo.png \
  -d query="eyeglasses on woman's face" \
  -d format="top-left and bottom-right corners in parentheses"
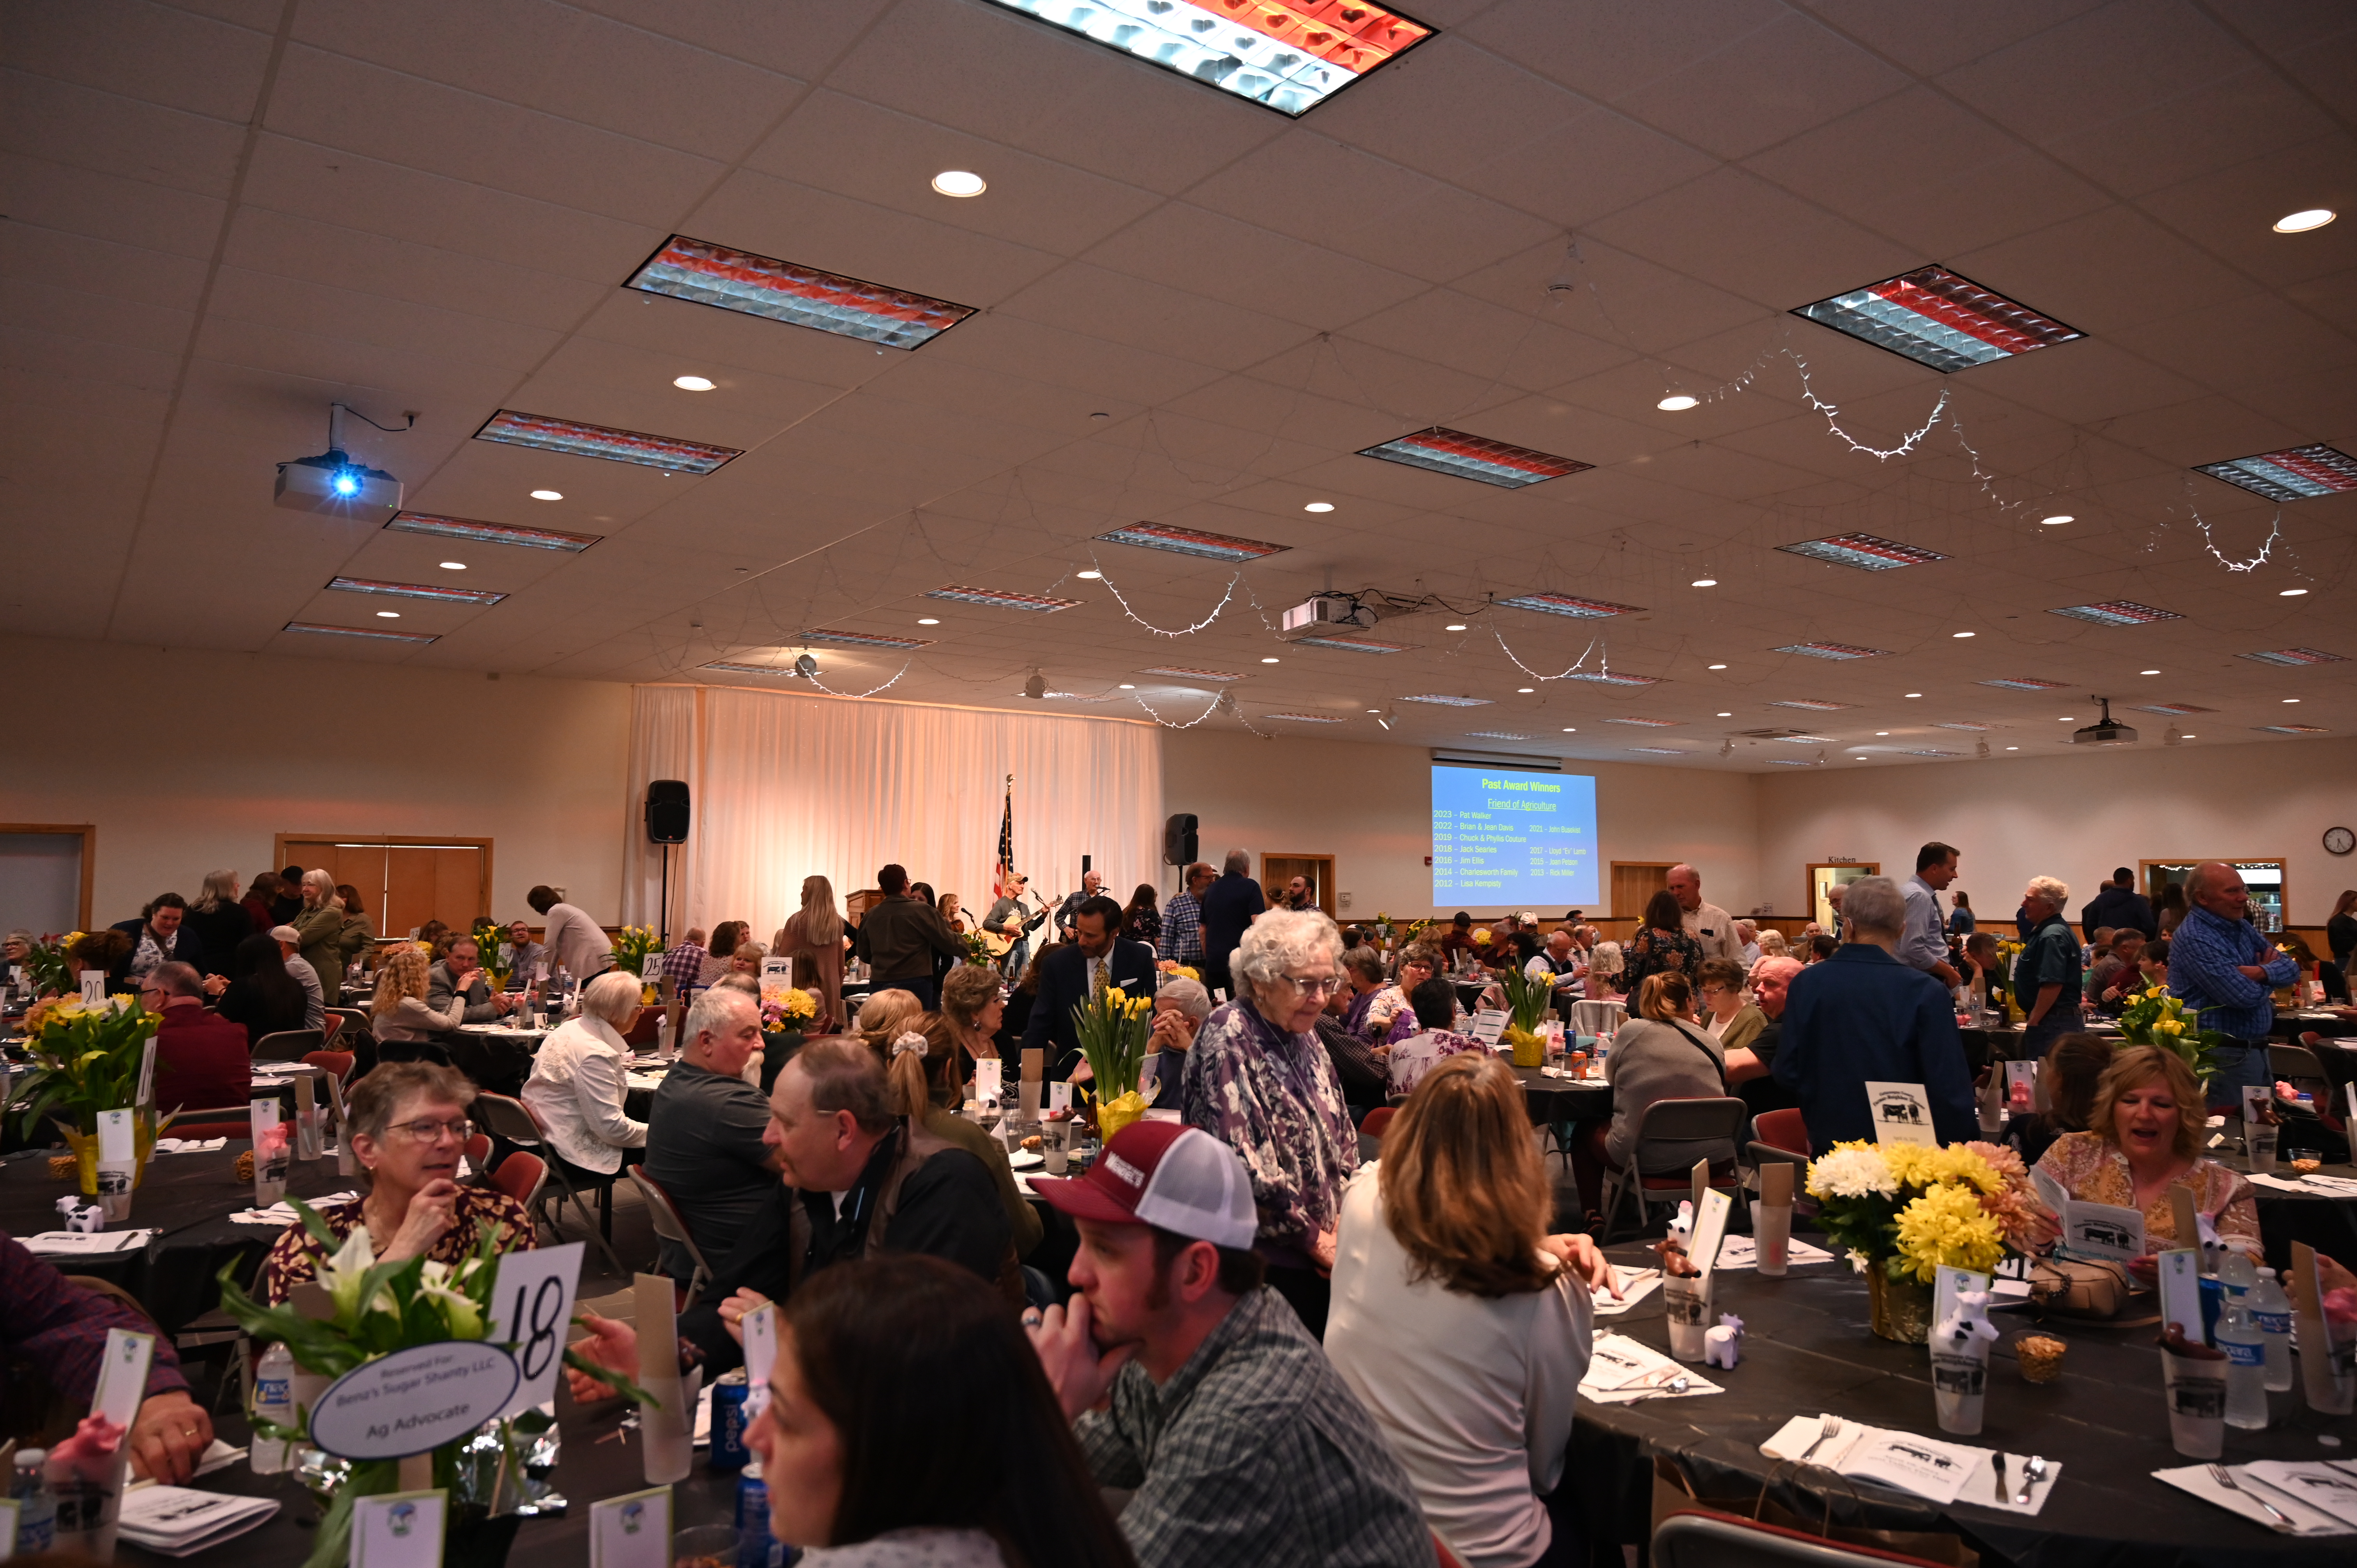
top-left (1276, 971), bottom-right (1343, 997)
top-left (384, 1115), bottom-right (472, 1145)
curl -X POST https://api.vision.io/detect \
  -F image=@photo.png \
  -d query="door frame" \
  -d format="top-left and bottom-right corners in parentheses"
top-left (1609, 861), bottom-right (1675, 919)
top-left (1, 823), bottom-right (96, 931)
top-left (2140, 858), bottom-right (2289, 927)
top-left (1259, 853), bottom-right (1336, 917)
top-left (273, 834), bottom-right (496, 931)
top-left (1805, 862), bottom-right (1879, 927)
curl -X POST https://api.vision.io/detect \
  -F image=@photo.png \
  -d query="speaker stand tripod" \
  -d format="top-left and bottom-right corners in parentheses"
top-left (657, 842), bottom-right (671, 945)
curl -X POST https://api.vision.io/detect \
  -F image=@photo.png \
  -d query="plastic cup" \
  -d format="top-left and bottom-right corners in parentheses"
top-left (1041, 1118), bottom-right (1071, 1176)
top-left (1664, 1275), bottom-right (1712, 1363)
top-left (2247, 1123), bottom-right (2278, 1173)
top-left (1753, 1202), bottom-right (1792, 1278)
top-left (1933, 1341), bottom-right (1991, 1435)
top-left (2161, 1349), bottom-right (2228, 1459)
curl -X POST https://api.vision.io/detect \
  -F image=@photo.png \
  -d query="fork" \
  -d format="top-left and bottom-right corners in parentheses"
top-left (1797, 1413), bottom-right (1841, 1463)
top-left (2015, 1455), bottom-right (2047, 1507)
top-left (2208, 1464), bottom-right (2297, 1532)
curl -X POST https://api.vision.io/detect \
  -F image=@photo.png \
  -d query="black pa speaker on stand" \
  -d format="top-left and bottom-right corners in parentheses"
top-left (1163, 813), bottom-right (1197, 867)
top-left (645, 780), bottom-right (689, 941)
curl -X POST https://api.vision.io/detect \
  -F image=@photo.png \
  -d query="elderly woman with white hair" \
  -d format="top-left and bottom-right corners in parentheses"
top-left (288, 869), bottom-right (347, 1006)
top-left (521, 969), bottom-right (650, 1179)
top-left (1178, 907), bottom-right (1360, 1335)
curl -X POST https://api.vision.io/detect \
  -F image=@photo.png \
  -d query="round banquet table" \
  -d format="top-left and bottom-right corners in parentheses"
top-left (446, 1022), bottom-right (550, 1097)
top-left (1570, 1240), bottom-right (2357, 1568)
top-left (1515, 1063), bottom-right (1612, 1126)
top-left (0, 1139), bottom-right (352, 1333)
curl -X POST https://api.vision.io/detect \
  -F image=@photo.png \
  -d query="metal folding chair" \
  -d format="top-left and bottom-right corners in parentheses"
top-left (252, 1028), bottom-right (323, 1061)
top-left (629, 1167), bottom-right (714, 1300)
top-left (1597, 1096), bottom-right (1750, 1241)
top-left (471, 1091), bottom-right (624, 1275)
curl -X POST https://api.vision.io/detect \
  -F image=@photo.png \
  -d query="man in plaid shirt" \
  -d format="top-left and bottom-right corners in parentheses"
top-left (659, 927), bottom-right (708, 992)
top-left (1157, 862), bottom-right (1214, 967)
top-left (1028, 1121), bottom-right (1429, 1568)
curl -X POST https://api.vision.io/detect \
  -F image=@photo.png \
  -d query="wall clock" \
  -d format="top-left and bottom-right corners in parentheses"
top-left (2327, 826), bottom-right (2355, 856)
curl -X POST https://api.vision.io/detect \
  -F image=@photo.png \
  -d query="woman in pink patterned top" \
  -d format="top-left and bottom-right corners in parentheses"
top-left (2028, 1044), bottom-right (2260, 1277)
top-left (259, 1059), bottom-right (532, 1304)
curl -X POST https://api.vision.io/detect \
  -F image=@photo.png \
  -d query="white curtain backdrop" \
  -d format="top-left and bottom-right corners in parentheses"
top-left (623, 684), bottom-right (1165, 942)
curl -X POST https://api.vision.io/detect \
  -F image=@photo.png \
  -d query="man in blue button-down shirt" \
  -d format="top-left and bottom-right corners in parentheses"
top-left (1774, 875), bottom-right (1977, 1152)
top-left (1899, 841), bottom-right (1963, 990)
top-left (2170, 861), bottom-right (2298, 1108)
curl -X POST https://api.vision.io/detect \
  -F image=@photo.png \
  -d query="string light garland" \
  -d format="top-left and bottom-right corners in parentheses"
top-left (805, 660), bottom-right (912, 699)
top-left (1491, 627), bottom-right (1604, 683)
top-left (1091, 560), bottom-right (1251, 636)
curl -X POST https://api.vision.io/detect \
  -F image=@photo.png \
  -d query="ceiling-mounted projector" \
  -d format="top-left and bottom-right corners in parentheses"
top-left (1278, 593), bottom-right (1380, 642)
top-left (2071, 696), bottom-right (2138, 747)
top-left (274, 402), bottom-right (411, 517)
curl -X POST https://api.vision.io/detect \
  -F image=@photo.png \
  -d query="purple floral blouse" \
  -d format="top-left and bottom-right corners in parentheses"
top-left (1179, 999), bottom-right (1360, 1257)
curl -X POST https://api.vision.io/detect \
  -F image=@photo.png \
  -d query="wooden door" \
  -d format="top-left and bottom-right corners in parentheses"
top-left (1610, 862), bottom-right (1672, 919)
top-left (276, 835), bottom-right (491, 941)
top-left (1260, 854), bottom-right (1335, 916)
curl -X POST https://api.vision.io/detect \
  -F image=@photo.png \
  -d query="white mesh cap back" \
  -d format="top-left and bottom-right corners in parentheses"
top-left (1126, 1125), bottom-right (1259, 1251)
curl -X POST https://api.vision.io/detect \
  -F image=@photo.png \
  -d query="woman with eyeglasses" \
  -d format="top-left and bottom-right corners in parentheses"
top-left (256, 1059), bottom-right (534, 1304)
top-left (1178, 907), bottom-right (1360, 1336)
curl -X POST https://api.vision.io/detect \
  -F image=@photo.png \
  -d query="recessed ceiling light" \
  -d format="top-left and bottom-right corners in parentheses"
top-left (1717, 712), bottom-right (1732, 717)
top-left (2059, 716), bottom-right (2074, 721)
top-left (1261, 657), bottom-right (1279, 663)
top-left (1708, 664), bottom-right (1727, 670)
top-left (1951, 630), bottom-right (1975, 638)
top-left (1518, 687), bottom-right (1535, 693)
top-left (1906, 692), bottom-right (1922, 697)
top-left (1076, 570), bottom-right (1102, 579)
top-left (376, 610), bottom-right (400, 618)
top-left (2182, 734), bottom-right (2196, 739)
top-left (439, 561), bottom-right (466, 570)
top-left (1855, 756), bottom-right (1868, 760)
top-left (530, 489), bottom-right (563, 501)
top-left (1657, 394), bottom-right (1698, 411)
top-left (2281, 587), bottom-right (2309, 597)
top-left (2274, 208), bottom-right (2336, 233)
top-left (2141, 668), bottom-right (2160, 675)
top-left (2285, 697), bottom-right (2301, 703)
top-left (1445, 623), bottom-right (1468, 632)
top-left (2005, 745), bottom-right (2018, 750)
top-left (1691, 577), bottom-right (1718, 588)
top-left (1303, 501), bottom-right (1334, 513)
top-left (1562, 727), bottom-right (1577, 733)
top-left (917, 617), bottom-right (940, 625)
top-left (931, 170), bottom-right (986, 197)
top-left (2041, 514), bottom-right (2072, 526)
top-left (672, 374), bottom-right (716, 392)
top-left (1120, 684), bottom-right (1135, 690)
top-left (1876, 731), bottom-right (1889, 736)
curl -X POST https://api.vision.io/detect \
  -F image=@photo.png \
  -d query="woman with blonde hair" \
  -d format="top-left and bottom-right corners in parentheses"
top-left (1327, 1053), bottom-right (1609, 1568)
top-left (369, 943), bottom-right (466, 1061)
top-left (1567, 971), bottom-right (1731, 1226)
top-left (873, 1009), bottom-right (1042, 1261)
top-left (1756, 928), bottom-right (1791, 961)
top-left (186, 869), bottom-right (254, 980)
top-left (774, 875), bottom-right (848, 1031)
top-left (853, 987), bottom-right (925, 1051)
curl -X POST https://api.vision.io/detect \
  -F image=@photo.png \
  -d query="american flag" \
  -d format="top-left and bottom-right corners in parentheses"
top-left (993, 775), bottom-right (1014, 901)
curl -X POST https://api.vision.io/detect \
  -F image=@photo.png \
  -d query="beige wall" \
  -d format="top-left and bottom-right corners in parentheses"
top-left (1755, 735), bottom-right (2357, 925)
top-left (1160, 729), bottom-right (1763, 919)
top-left (0, 636), bottom-right (633, 928)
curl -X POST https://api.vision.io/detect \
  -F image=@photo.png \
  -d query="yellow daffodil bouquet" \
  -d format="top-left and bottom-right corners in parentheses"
top-left (21, 932), bottom-right (83, 996)
top-left (1498, 963), bottom-right (1556, 1067)
top-left (1805, 1140), bottom-right (2031, 1285)
top-left (216, 1201), bottom-right (654, 1568)
top-left (610, 924), bottom-right (662, 977)
top-left (2117, 985), bottom-right (2229, 1082)
top-left (1074, 984), bottom-right (1155, 1141)
top-left (8, 996), bottom-right (168, 1194)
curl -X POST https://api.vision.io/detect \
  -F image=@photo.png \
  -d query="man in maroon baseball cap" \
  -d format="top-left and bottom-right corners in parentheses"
top-left (1027, 1121), bottom-right (1427, 1568)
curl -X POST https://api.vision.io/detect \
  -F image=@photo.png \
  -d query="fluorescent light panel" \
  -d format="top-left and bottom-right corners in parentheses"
top-left (1266, 712), bottom-right (1345, 722)
top-left (925, 584), bottom-right (1081, 612)
top-left (1358, 427), bottom-right (1591, 488)
top-left (1041, 691), bottom-right (1114, 702)
top-left (1794, 265), bottom-right (2081, 372)
top-left (1903, 749), bottom-right (1959, 757)
top-left (1776, 734), bottom-right (1839, 744)
top-left (1497, 592), bottom-right (1644, 618)
top-left (2256, 724), bottom-right (2329, 735)
top-left (1775, 642), bottom-right (1891, 660)
top-left (326, 576), bottom-right (505, 606)
top-left (2131, 703), bottom-right (2212, 717)
top-left (285, 620), bottom-right (436, 644)
top-left (1565, 671), bottom-right (1659, 687)
top-left (975, 0), bottom-right (1432, 118)
top-left (1606, 717), bottom-right (1680, 727)
top-left (625, 234), bottom-right (973, 350)
top-left (1139, 666), bottom-right (1247, 682)
top-left (1776, 532), bottom-right (1948, 570)
top-left (703, 660), bottom-right (807, 677)
top-left (1769, 699), bottom-right (1853, 711)
top-left (1628, 747), bottom-right (1687, 755)
top-left (1979, 677), bottom-right (2064, 691)
top-left (1094, 521), bottom-right (1288, 562)
top-left (801, 628), bottom-right (935, 649)
top-left (2241, 647), bottom-right (2347, 667)
top-left (2194, 444), bottom-right (2357, 501)
top-left (474, 410), bottom-right (741, 474)
top-left (1931, 722), bottom-right (1992, 731)
top-left (2049, 600), bottom-right (2181, 626)
top-left (1401, 694), bottom-right (1491, 706)
top-left (1465, 731), bottom-right (1535, 740)
top-left (385, 512), bottom-right (600, 553)
top-left (1765, 759), bottom-right (1813, 766)
top-left (1293, 633), bottom-right (1413, 653)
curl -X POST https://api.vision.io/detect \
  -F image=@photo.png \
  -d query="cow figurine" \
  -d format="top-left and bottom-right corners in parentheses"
top-left (1703, 1312), bottom-right (1746, 1370)
top-left (56, 1195), bottom-right (103, 1234)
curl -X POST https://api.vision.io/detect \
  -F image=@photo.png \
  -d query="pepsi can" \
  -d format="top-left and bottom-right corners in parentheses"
top-left (710, 1369), bottom-right (751, 1470)
top-left (735, 1460), bottom-right (788, 1568)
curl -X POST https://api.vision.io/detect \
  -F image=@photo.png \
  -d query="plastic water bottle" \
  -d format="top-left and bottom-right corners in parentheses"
top-left (2250, 1267), bottom-right (2296, 1393)
top-left (2215, 1296), bottom-right (2270, 1430)
top-left (250, 1341), bottom-right (296, 1473)
top-left (11, 1449), bottom-right (57, 1557)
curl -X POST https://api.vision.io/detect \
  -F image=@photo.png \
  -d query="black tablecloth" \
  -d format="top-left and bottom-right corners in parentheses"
top-left (1, 1141), bottom-right (352, 1333)
top-left (1516, 1065), bottom-right (1612, 1126)
top-left (1574, 1242), bottom-right (2357, 1567)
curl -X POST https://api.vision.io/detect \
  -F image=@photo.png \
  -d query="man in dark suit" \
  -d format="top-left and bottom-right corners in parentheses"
top-left (1196, 848), bottom-right (1266, 999)
top-left (1022, 894), bottom-right (1157, 1079)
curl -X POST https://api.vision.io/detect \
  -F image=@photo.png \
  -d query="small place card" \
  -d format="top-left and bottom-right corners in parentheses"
top-left (136, 1038), bottom-right (158, 1110)
top-left (740, 1301), bottom-right (779, 1420)
top-left (1470, 1009), bottom-right (1507, 1045)
top-left (351, 1489), bottom-right (446, 1568)
top-left (80, 969), bottom-right (106, 1004)
top-left (488, 1243), bottom-right (583, 1420)
top-left (1047, 1082), bottom-right (1071, 1116)
top-left (311, 1343), bottom-right (521, 1460)
top-left (1689, 1188), bottom-right (1733, 1279)
top-left (2002, 1060), bottom-right (2038, 1112)
top-left (92, 1326), bottom-right (155, 1426)
top-left (2156, 1248), bottom-right (2205, 1344)
top-left (974, 1058), bottom-right (1002, 1108)
top-left (588, 1487), bottom-right (671, 1568)
top-left (1865, 1081), bottom-right (1936, 1145)
top-left (1933, 1265), bottom-right (1991, 1338)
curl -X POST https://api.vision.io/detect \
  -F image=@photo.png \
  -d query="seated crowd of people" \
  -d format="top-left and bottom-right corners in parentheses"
top-left (7, 847), bottom-right (2353, 1568)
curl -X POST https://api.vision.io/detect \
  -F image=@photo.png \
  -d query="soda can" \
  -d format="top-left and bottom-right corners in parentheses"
top-left (735, 1460), bottom-right (786, 1568)
top-left (710, 1368), bottom-right (751, 1470)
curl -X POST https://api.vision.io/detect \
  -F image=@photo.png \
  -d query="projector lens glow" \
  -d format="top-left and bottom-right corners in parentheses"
top-left (332, 470), bottom-right (361, 496)
top-left (974, 0), bottom-right (1433, 118)
top-left (1359, 427), bottom-right (1591, 488)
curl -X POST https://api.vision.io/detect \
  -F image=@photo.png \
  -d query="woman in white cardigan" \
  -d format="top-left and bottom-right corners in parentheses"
top-left (521, 970), bottom-right (648, 1176)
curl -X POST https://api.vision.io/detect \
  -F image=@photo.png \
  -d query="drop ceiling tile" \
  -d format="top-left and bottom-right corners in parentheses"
top-left (919, 310), bottom-right (1231, 408)
top-left (1796, 0), bottom-right (2111, 77)
top-left (1612, 10), bottom-right (1910, 161)
top-left (1341, 289), bottom-right (1635, 397)
top-left (1957, 336), bottom-right (2203, 420)
top-left (221, 207), bottom-right (609, 332)
top-left (1935, 1), bottom-right (2248, 150)
top-left (2, 150), bottom-right (227, 259)
top-left (1948, 203), bottom-right (2252, 337)
top-left (264, 44), bottom-right (727, 225)
top-left (1452, 107), bottom-right (1722, 230)
top-left (2133, 137), bottom-right (2357, 291)
top-left (1459, 0), bottom-right (1792, 101)
top-left (2112, 291), bottom-right (2357, 392)
top-left (0, 273), bottom-right (194, 356)
top-left (0, 222), bottom-right (210, 314)
top-left (1080, 203), bottom-right (1430, 333)
top-left (819, 0), bottom-right (1284, 196)
top-left (993, 261), bottom-right (1314, 372)
top-left (292, 0), bottom-right (806, 160)
top-left (0, 68), bottom-right (251, 199)
top-left (2042, 66), bottom-right (2339, 197)
top-left (1302, 34), bottom-right (1592, 182)
top-left (7, 0), bottom-right (272, 122)
top-left (1583, 166), bottom-right (1921, 311)
top-left (1186, 132), bottom-right (1560, 285)
top-left (206, 263), bottom-right (565, 372)
top-left (572, 289), bottom-right (896, 392)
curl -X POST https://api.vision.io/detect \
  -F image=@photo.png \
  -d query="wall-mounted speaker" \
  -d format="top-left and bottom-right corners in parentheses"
top-left (1163, 812), bottom-right (1198, 867)
top-left (645, 779), bottom-right (691, 844)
